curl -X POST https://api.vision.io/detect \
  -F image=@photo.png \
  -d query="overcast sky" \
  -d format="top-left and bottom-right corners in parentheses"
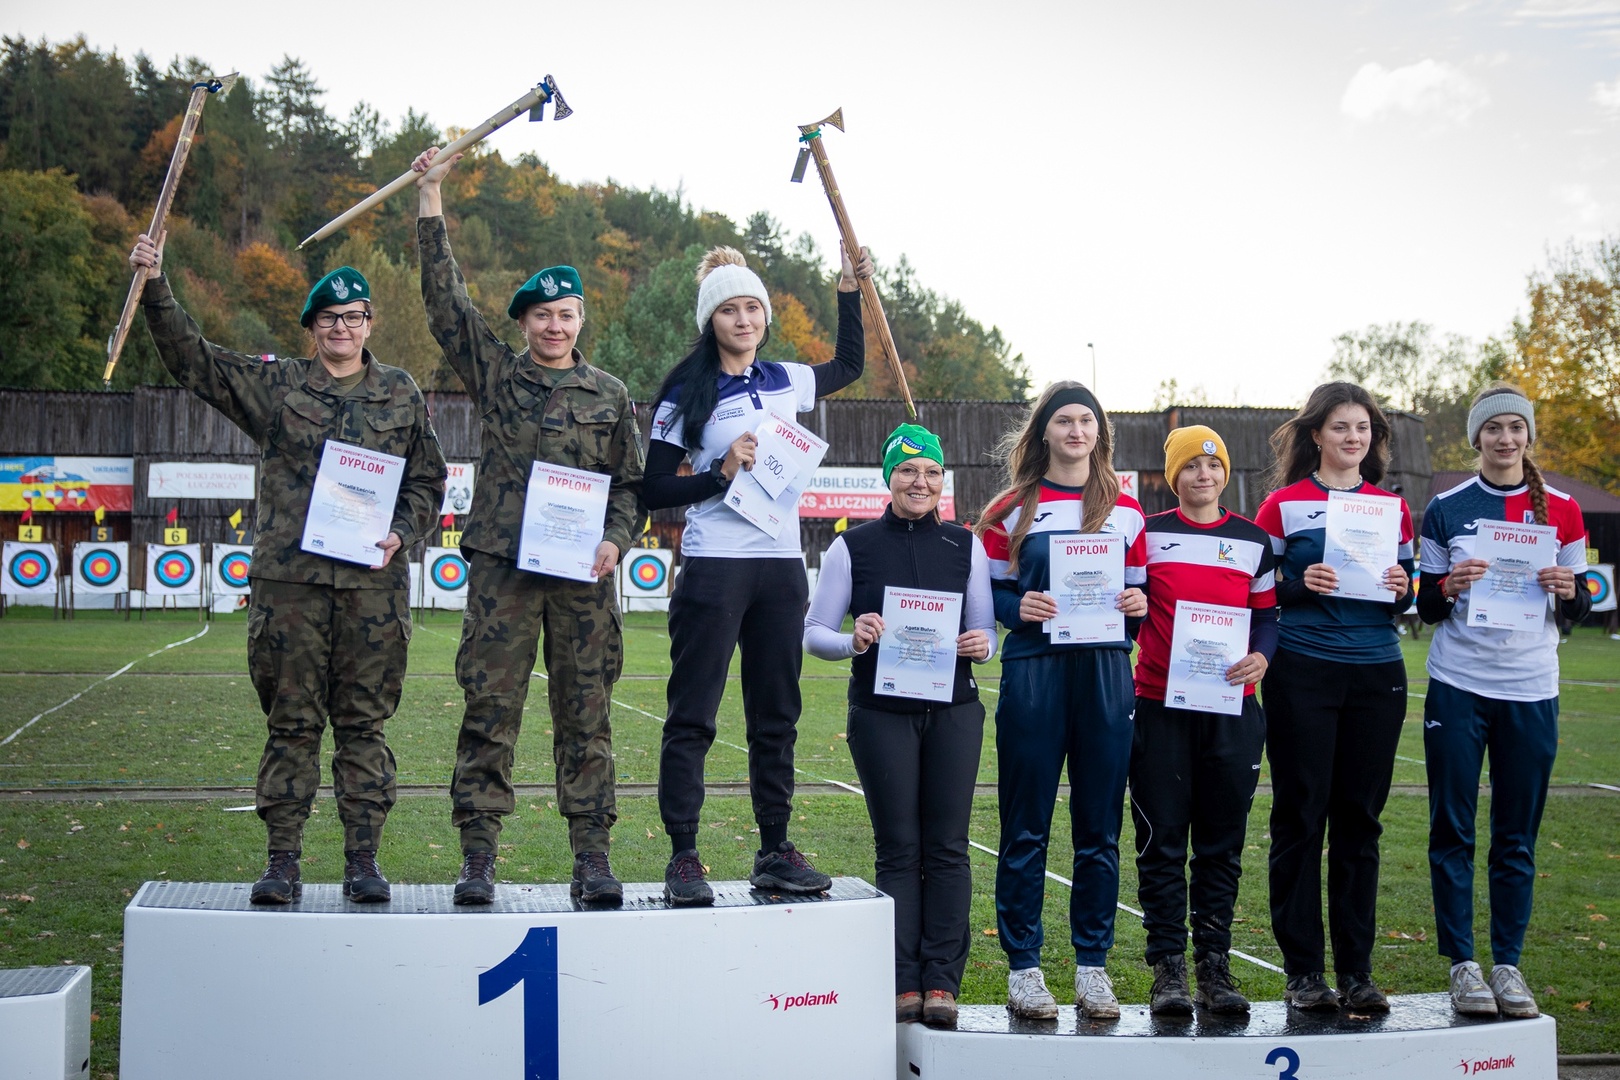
top-left (11, 1), bottom-right (1620, 407)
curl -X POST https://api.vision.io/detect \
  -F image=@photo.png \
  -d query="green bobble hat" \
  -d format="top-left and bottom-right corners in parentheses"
top-left (509, 265), bottom-right (584, 319)
top-left (882, 423), bottom-right (945, 483)
top-left (299, 266), bottom-right (371, 327)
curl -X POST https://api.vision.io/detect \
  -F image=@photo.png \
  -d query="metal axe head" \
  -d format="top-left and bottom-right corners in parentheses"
top-left (798, 107), bottom-right (844, 137)
top-left (531, 75), bottom-right (574, 122)
top-left (211, 72), bottom-right (241, 98)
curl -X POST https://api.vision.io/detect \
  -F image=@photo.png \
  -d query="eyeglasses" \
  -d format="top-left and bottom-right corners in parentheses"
top-left (891, 465), bottom-right (946, 486)
top-left (313, 310), bottom-right (371, 329)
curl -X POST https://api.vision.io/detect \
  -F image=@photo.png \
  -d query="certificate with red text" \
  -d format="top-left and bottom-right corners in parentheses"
top-left (1469, 519), bottom-right (1558, 631)
top-left (517, 461), bottom-right (610, 582)
top-left (1043, 533), bottom-right (1125, 643)
top-left (1322, 490), bottom-right (1401, 602)
top-left (724, 411), bottom-right (828, 539)
top-left (1165, 600), bottom-right (1250, 715)
top-left (874, 586), bottom-right (962, 702)
top-left (300, 440), bottom-right (406, 566)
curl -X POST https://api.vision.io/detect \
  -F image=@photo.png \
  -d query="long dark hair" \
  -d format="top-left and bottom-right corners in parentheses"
top-left (1265, 380), bottom-right (1392, 491)
top-left (974, 380), bottom-right (1120, 572)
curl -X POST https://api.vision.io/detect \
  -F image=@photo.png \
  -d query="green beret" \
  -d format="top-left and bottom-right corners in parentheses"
top-left (508, 265), bottom-right (584, 319)
top-left (299, 266), bottom-right (371, 327)
top-left (882, 423), bottom-right (944, 483)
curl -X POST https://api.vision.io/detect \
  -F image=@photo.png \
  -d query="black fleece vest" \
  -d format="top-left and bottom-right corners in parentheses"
top-left (842, 507), bottom-right (979, 713)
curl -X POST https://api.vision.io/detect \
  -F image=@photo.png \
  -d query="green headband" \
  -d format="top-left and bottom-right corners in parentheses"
top-left (882, 423), bottom-right (944, 483)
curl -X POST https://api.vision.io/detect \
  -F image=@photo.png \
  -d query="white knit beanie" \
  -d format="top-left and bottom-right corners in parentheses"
top-left (695, 264), bottom-right (772, 331)
top-left (1467, 391), bottom-right (1536, 447)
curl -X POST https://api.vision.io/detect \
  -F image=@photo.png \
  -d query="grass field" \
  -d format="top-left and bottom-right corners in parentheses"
top-left (1, 607), bottom-right (1616, 1075)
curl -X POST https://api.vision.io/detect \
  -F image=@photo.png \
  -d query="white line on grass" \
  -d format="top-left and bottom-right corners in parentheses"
top-left (1, 624), bottom-right (212, 748)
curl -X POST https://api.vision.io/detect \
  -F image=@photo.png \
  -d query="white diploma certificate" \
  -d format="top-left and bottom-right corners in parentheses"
top-left (1468, 519), bottom-right (1559, 631)
top-left (301, 441), bottom-right (406, 566)
top-left (1043, 533), bottom-right (1125, 644)
top-left (874, 586), bottom-right (962, 703)
top-left (516, 461), bottom-right (612, 582)
top-left (1165, 600), bottom-right (1251, 716)
top-left (1321, 490), bottom-right (1401, 602)
top-left (724, 412), bottom-right (828, 539)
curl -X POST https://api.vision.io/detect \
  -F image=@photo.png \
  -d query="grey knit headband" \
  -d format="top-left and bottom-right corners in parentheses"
top-left (1467, 392), bottom-right (1536, 447)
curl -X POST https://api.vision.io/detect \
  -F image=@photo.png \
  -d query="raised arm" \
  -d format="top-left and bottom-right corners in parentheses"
top-left (811, 247), bottom-right (873, 398)
top-left (414, 146), bottom-right (502, 400)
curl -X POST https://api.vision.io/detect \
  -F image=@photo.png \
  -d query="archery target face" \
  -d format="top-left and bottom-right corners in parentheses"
top-left (621, 549), bottom-right (672, 598)
top-left (218, 551), bottom-right (252, 589)
top-left (430, 552), bottom-right (468, 592)
top-left (80, 548), bottom-right (122, 587)
top-left (152, 550), bottom-right (197, 589)
top-left (8, 550), bottom-right (51, 588)
top-left (1587, 564), bottom-right (1615, 613)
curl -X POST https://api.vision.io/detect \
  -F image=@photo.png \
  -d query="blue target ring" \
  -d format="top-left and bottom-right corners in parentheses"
top-left (627, 552), bottom-right (668, 592)
top-left (79, 548), bottom-right (122, 587)
top-left (8, 551), bottom-right (51, 588)
top-left (152, 550), bottom-right (197, 589)
top-left (431, 552), bottom-right (468, 591)
top-left (218, 551), bottom-right (252, 588)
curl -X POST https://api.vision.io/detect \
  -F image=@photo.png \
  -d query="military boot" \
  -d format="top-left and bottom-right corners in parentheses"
top-left (1196, 953), bottom-right (1251, 1014)
top-left (342, 850), bottom-right (391, 903)
top-left (250, 850), bottom-right (301, 905)
top-left (454, 851), bottom-right (497, 905)
top-left (571, 851), bottom-right (624, 906)
top-left (1149, 955), bottom-right (1194, 1016)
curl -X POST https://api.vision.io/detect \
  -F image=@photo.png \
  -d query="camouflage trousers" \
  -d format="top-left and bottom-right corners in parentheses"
top-left (452, 550), bottom-right (623, 855)
top-left (246, 578), bottom-right (410, 852)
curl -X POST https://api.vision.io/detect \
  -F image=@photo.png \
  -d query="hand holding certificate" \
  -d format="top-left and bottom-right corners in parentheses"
top-left (1322, 491), bottom-right (1401, 602)
top-left (724, 412), bottom-right (828, 539)
top-left (516, 461), bottom-right (611, 582)
top-left (301, 441), bottom-right (406, 566)
top-left (874, 586), bottom-right (962, 702)
top-left (1165, 600), bottom-right (1251, 715)
top-left (1467, 519), bottom-right (1559, 631)
top-left (1043, 533), bottom-right (1125, 644)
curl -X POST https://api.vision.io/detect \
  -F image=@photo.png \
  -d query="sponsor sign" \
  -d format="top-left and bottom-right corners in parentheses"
top-left (441, 463), bottom-right (475, 515)
top-left (147, 462), bottom-right (257, 501)
top-left (798, 467), bottom-right (958, 521)
top-left (0, 457), bottom-right (134, 513)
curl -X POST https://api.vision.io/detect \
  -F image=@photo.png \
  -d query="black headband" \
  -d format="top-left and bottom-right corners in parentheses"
top-left (1035, 386), bottom-right (1104, 437)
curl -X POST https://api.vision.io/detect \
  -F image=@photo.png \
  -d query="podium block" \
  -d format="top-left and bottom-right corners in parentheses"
top-left (897, 998), bottom-right (1558, 1079)
top-left (0, 966), bottom-right (90, 1080)
top-left (120, 878), bottom-right (892, 1080)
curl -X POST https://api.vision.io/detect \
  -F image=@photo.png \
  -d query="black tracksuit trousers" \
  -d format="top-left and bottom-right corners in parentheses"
top-left (1130, 694), bottom-right (1266, 965)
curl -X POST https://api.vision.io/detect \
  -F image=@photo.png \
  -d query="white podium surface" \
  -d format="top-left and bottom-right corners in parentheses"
top-left (120, 877), bottom-right (892, 1080)
top-left (897, 998), bottom-right (1557, 1079)
top-left (0, 965), bottom-right (90, 1080)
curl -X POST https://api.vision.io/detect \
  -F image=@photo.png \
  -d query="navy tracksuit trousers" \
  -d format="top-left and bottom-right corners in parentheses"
top-left (1423, 678), bottom-right (1559, 967)
top-left (995, 648), bottom-right (1135, 969)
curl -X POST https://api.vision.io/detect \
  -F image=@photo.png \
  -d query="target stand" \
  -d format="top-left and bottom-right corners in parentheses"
top-left (896, 997), bottom-right (1557, 1079)
top-left (120, 876), bottom-right (894, 1079)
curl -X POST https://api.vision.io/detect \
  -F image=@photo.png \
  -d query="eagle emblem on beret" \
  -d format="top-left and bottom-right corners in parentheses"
top-left (539, 274), bottom-right (559, 297)
top-left (331, 277), bottom-right (350, 300)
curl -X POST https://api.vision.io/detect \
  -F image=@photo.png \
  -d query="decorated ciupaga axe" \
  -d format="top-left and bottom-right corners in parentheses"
top-left (297, 75), bottom-right (573, 249)
top-left (793, 108), bottom-right (917, 420)
top-left (103, 73), bottom-right (239, 388)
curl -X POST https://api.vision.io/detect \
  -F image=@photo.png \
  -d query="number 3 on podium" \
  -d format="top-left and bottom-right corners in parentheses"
top-left (480, 926), bottom-right (560, 1080)
top-left (1266, 1045), bottom-right (1301, 1079)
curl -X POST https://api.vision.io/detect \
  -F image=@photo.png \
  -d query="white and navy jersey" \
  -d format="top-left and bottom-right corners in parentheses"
top-left (981, 480), bottom-right (1148, 660)
top-left (650, 360), bottom-right (817, 558)
top-left (1421, 474), bottom-right (1588, 702)
top-left (1254, 476), bottom-right (1415, 664)
top-left (1135, 509), bottom-right (1277, 700)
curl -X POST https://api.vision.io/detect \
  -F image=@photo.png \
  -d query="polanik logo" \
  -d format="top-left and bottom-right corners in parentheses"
top-left (763, 989), bottom-right (840, 1012)
top-left (1458, 1053), bottom-right (1517, 1074)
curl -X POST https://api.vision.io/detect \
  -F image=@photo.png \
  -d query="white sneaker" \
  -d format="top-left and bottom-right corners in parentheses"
top-left (1449, 961), bottom-right (1498, 1016)
top-left (1074, 965), bottom-right (1120, 1019)
top-left (1489, 964), bottom-right (1541, 1019)
top-left (1007, 967), bottom-right (1059, 1019)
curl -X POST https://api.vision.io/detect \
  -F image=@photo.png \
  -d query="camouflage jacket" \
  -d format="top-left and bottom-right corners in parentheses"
top-left (418, 216), bottom-right (646, 562)
top-left (141, 274), bottom-right (447, 590)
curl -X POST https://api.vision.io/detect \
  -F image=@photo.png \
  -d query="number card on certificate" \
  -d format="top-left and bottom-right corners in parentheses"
top-left (1468, 519), bottom-right (1558, 631)
top-left (1165, 600), bottom-right (1250, 716)
top-left (1043, 533), bottom-right (1125, 644)
top-left (300, 441), bottom-right (405, 566)
top-left (516, 461), bottom-right (611, 582)
top-left (874, 586), bottom-right (962, 703)
top-left (724, 412), bottom-right (828, 539)
top-left (1322, 490), bottom-right (1401, 602)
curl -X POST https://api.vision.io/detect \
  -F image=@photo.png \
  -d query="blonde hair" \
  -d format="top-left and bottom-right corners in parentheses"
top-left (975, 380), bottom-right (1120, 573)
top-left (1471, 381), bottom-right (1549, 525)
top-left (695, 246), bottom-right (748, 283)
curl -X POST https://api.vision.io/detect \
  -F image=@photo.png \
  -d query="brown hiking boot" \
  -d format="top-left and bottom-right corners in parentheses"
top-left (250, 850), bottom-right (301, 905)
top-left (454, 851), bottom-right (497, 905)
top-left (342, 850), bottom-right (391, 903)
